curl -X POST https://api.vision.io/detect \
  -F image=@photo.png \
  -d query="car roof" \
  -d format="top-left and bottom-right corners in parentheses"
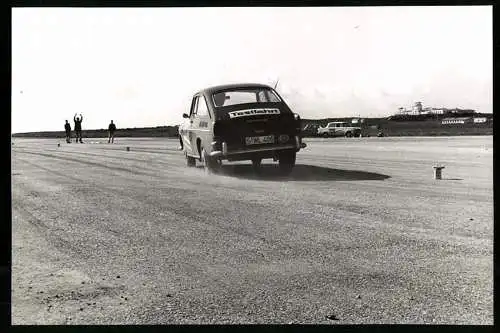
top-left (197, 83), bottom-right (273, 95)
top-left (328, 121), bottom-right (348, 124)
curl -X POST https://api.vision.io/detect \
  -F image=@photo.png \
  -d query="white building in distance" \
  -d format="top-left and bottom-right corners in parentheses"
top-left (397, 102), bottom-right (474, 116)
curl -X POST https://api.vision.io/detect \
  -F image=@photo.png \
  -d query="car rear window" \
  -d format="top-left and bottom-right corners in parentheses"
top-left (212, 88), bottom-right (281, 107)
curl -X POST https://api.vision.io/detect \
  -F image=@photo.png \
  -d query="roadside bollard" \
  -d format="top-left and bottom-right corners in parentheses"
top-left (126, 146), bottom-right (130, 151)
top-left (433, 165), bottom-right (445, 180)
top-left (58, 143), bottom-right (61, 147)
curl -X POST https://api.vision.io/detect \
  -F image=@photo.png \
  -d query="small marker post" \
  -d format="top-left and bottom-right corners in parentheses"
top-left (433, 165), bottom-right (445, 180)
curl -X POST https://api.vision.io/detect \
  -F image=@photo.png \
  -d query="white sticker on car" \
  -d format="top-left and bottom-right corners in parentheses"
top-left (228, 108), bottom-right (280, 119)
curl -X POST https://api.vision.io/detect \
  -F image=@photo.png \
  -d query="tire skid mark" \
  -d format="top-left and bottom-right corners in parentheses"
top-left (16, 155), bottom-right (199, 202)
top-left (14, 162), bottom-right (241, 288)
top-left (15, 147), bottom-right (182, 176)
top-left (16, 157), bottom-right (92, 183)
top-left (16, 150), bottom-right (154, 177)
top-left (15, 152), bottom-right (485, 248)
top-left (15, 156), bottom-right (301, 261)
top-left (51, 149), bottom-right (180, 167)
top-left (14, 157), bottom-right (164, 242)
top-left (12, 197), bottom-right (67, 234)
top-left (12, 200), bottom-right (49, 231)
top-left (14, 156), bottom-right (199, 238)
top-left (95, 146), bottom-right (181, 156)
top-left (46, 149), bottom-right (159, 165)
top-left (13, 158), bottom-right (138, 261)
top-left (17, 155), bottom-right (193, 199)
top-left (15, 156), bottom-right (488, 259)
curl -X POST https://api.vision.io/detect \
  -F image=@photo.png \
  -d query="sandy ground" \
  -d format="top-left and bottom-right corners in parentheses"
top-left (11, 136), bottom-right (493, 324)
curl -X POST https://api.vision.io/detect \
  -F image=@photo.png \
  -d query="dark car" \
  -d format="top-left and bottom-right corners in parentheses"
top-left (179, 83), bottom-right (307, 174)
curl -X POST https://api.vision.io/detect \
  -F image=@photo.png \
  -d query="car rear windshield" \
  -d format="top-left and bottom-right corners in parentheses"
top-left (212, 88), bottom-right (282, 107)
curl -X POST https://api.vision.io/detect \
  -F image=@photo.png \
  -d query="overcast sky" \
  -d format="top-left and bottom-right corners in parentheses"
top-left (11, 6), bottom-right (492, 133)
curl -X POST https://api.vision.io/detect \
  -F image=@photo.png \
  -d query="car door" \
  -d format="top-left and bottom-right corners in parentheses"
top-left (194, 94), bottom-right (212, 153)
top-left (338, 123), bottom-right (344, 136)
top-left (328, 123), bottom-right (336, 136)
top-left (184, 96), bottom-right (199, 156)
top-left (342, 123), bottom-right (350, 135)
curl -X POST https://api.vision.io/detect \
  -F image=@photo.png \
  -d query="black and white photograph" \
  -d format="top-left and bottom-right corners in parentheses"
top-left (10, 5), bottom-right (493, 325)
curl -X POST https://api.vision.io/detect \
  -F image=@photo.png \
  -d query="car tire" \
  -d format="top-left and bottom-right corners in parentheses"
top-left (201, 147), bottom-right (219, 173)
top-left (278, 150), bottom-right (296, 175)
top-left (179, 136), bottom-right (184, 151)
top-left (345, 131), bottom-right (352, 138)
top-left (186, 152), bottom-right (196, 167)
top-left (322, 132), bottom-right (329, 138)
top-left (252, 158), bottom-right (262, 172)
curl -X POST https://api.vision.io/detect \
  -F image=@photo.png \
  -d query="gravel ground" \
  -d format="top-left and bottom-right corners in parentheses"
top-left (11, 136), bottom-right (493, 324)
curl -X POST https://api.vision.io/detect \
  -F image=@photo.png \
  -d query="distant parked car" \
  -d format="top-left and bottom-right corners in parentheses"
top-left (179, 83), bottom-right (307, 174)
top-left (302, 124), bottom-right (320, 137)
top-left (317, 122), bottom-right (361, 137)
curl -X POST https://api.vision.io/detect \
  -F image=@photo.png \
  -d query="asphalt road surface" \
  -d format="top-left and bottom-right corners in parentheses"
top-left (11, 136), bottom-right (493, 324)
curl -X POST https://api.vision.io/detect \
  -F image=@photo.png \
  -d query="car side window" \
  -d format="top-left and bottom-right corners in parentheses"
top-left (191, 96), bottom-right (199, 117)
top-left (197, 95), bottom-right (209, 117)
top-left (191, 96), bottom-right (200, 116)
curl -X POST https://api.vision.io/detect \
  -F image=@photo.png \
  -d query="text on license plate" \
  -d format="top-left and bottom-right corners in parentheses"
top-left (245, 135), bottom-right (274, 145)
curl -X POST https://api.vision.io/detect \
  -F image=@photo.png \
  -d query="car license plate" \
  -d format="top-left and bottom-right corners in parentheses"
top-left (245, 135), bottom-right (274, 145)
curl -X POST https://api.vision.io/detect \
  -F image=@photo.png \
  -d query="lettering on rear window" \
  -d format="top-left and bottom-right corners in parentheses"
top-left (228, 108), bottom-right (280, 119)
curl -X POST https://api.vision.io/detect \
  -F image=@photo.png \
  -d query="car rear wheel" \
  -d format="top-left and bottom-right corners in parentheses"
top-left (345, 131), bottom-right (352, 138)
top-left (252, 158), bottom-right (262, 172)
top-left (201, 147), bottom-right (220, 173)
top-left (278, 150), bottom-right (296, 175)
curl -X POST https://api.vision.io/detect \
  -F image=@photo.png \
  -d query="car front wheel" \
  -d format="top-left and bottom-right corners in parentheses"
top-left (179, 136), bottom-right (184, 150)
top-left (278, 150), bottom-right (296, 175)
top-left (186, 152), bottom-right (196, 167)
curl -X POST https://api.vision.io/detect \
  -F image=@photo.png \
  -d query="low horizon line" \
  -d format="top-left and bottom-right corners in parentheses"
top-left (11, 113), bottom-right (494, 136)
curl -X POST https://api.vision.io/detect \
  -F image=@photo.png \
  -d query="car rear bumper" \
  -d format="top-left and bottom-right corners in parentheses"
top-left (209, 136), bottom-right (306, 158)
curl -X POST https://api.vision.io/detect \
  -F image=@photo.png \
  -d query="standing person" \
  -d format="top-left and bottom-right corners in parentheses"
top-left (108, 120), bottom-right (117, 143)
top-left (64, 120), bottom-right (72, 143)
top-left (74, 113), bottom-right (83, 143)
